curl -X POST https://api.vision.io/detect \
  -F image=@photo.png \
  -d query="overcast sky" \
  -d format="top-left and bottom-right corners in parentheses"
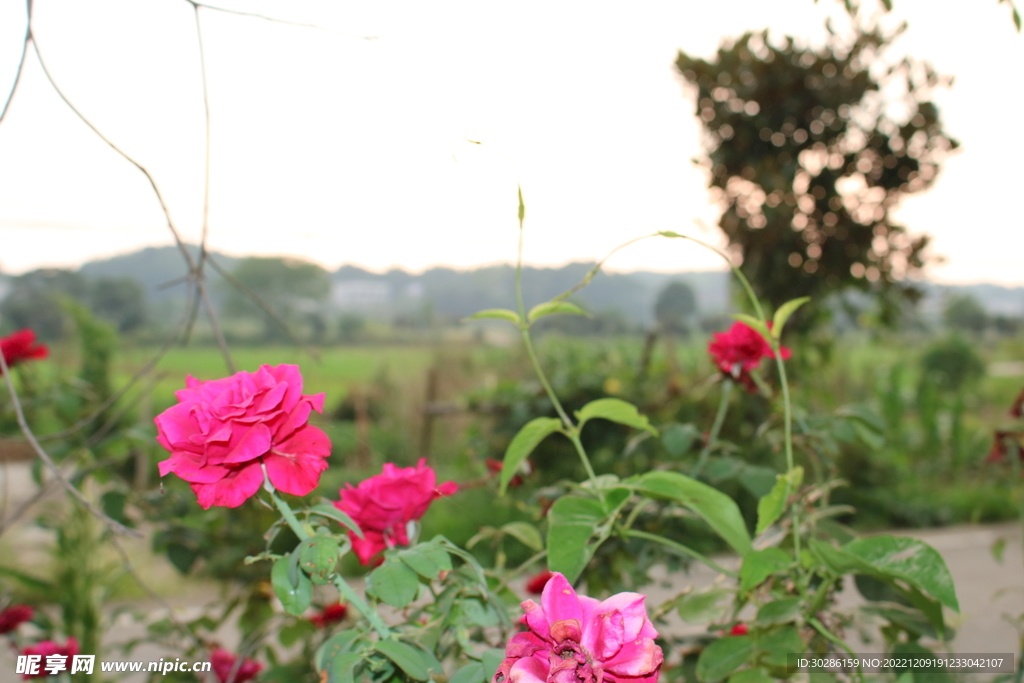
top-left (0, 0), bottom-right (1021, 283)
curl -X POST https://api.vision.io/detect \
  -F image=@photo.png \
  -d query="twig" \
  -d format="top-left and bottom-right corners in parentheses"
top-left (186, 0), bottom-right (379, 39)
top-left (0, 1), bottom-right (30, 127)
top-left (85, 372), bottom-right (166, 449)
top-left (0, 351), bottom-right (140, 537)
top-left (0, 479), bottom-right (59, 538)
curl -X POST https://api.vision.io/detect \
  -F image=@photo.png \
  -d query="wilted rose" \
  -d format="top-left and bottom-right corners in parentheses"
top-left (493, 572), bottom-right (663, 683)
top-left (308, 602), bottom-right (348, 628)
top-left (333, 458), bottom-right (457, 565)
top-left (155, 364), bottom-right (330, 509)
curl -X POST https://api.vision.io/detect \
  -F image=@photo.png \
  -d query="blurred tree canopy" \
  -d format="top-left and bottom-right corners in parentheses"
top-left (654, 281), bottom-right (697, 333)
top-left (223, 256), bottom-right (331, 341)
top-left (943, 293), bottom-right (988, 334)
top-left (677, 14), bottom-right (958, 330)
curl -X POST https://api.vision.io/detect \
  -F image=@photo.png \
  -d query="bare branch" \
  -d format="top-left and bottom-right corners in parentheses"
top-left (186, 0), bottom-right (379, 40)
top-left (0, 351), bottom-right (141, 537)
top-left (0, 479), bottom-right (59, 538)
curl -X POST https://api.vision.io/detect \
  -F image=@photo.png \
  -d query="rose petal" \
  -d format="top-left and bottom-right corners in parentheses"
top-left (541, 573), bottom-right (582, 626)
top-left (507, 656), bottom-right (548, 683)
top-left (219, 423), bottom-right (273, 465)
top-left (602, 637), bottom-right (664, 678)
top-left (191, 463), bottom-right (264, 509)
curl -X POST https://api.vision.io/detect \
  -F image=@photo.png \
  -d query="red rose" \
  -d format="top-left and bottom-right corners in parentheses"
top-left (308, 602), bottom-right (347, 628)
top-left (20, 638), bottom-right (78, 679)
top-left (155, 364), bottom-right (330, 509)
top-left (333, 458), bottom-right (457, 565)
top-left (0, 330), bottom-right (48, 372)
top-left (0, 604), bottom-right (33, 634)
top-left (708, 321), bottom-right (791, 392)
top-left (729, 623), bottom-right (749, 636)
top-left (525, 570), bottom-right (553, 595)
top-left (210, 648), bottom-right (262, 683)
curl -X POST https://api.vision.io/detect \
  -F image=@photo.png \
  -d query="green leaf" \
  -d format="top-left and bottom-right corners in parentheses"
top-left (630, 471), bottom-right (752, 556)
top-left (271, 556), bottom-right (312, 616)
top-left (374, 640), bottom-right (430, 681)
top-left (279, 619), bottom-right (316, 648)
top-left (576, 398), bottom-right (657, 435)
top-left (167, 544), bottom-right (199, 574)
top-left (844, 535), bottom-right (959, 611)
top-left (300, 535), bottom-right (339, 585)
top-left (755, 597), bottom-right (802, 626)
top-left (771, 297), bottom-right (810, 339)
top-left (398, 542), bottom-right (453, 580)
top-left (662, 422), bottom-right (700, 456)
top-left (757, 626), bottom-right (804, 667)
top-left (527, 300), bottom-right (590, 323)
top-left (500, 417), bottom-right (563, 494)
top-left (315, 630), bottom-right (361, 672)
top-left (730, 314), bottom-right (771, 343)
top-left (501, 521), bottom-right (543, 551)
top-left (729, 668), bottom-right (774, 683)
top-left (546, 495), bottom-right (605, 583)
top-left (517, 185), bottom-right (525, 222)
top-left (0, 565), bottom-right (53, 593)
top-left (697, 636), bottom-right (755, 682)
top-left (367, 556), bottom-right (421, 608)
top-left (449, 663), bottom-right (485, 683)
top-left (756, 467), bottom-right (802, 535)
top-left (676, 587), bottom-right (732, 624)
top-left (992, 537), bottom-right (1007, 563)
top-left (330, 653), bottom-right (361, 683)
top-left (482, 648), bottom-right (507, 681)
top-left (739, 548), bottom-right (793, 593)
top-left (308, 503), bottom-right (364, 538)
top-left (466, 309), bottom-right (521, 324)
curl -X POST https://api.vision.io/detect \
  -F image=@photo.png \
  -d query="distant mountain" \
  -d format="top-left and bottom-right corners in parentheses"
top-left (7, 245), bottom-right (1016, 329)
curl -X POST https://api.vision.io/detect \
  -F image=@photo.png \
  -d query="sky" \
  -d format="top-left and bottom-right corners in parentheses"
top-left (0, 0), bottom-right (1021, 283)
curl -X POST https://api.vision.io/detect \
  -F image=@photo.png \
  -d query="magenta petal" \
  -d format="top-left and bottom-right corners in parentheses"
top-left (191, 463), bottom-right (264, 509)
top-left (592, 593), bottom-right (652, 642)
top-left (602, 637), bottom-right (663, 678)
top-left (436, 480), bottom-right (458, 496)
top-left (520, 600), bottom-right (550, 641)
top-left (349, 530), bottom-right (387, 565)
top-left (159, 452), bottom-right (228, 484)
top-left (154, 403), bottom-right (197, 447)
top-left (220, 423), bottom-right (272, 465)
top-left (584, 609), bottom-right (624, 660)
top-left (306, 392), bottom-right (325, 413)
top-left (507, 656), bottom-right (548, 683)
top-left (273, 401), bottom-right (313, 442)
top-left (504, 632), bottom-right (546, 658)
top-left (541, 572), bottom-right (582, 625)
top-left (264, 425), bottom-right (331, 496)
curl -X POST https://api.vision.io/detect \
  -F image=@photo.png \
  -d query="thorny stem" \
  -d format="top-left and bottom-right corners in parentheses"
top-left (268, 486), bottom-right (392, 639)
top-left (692, 378), bottom-right (733, 478)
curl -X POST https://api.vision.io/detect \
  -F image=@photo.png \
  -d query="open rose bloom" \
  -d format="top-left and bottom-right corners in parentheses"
top-left (708, 321), bottom-right (790, 392)
top-left (155, 364), bottom-right (330, 509)
top-left (210, 648), bottom-right (262, 683)
top-left (334, 458), bottom-right (457, 564)
top-left (494, 572), bottom-right (663, 683)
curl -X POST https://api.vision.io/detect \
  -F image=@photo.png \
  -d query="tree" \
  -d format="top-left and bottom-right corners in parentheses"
top-left (0, 269), bottom-right (87, 339)
top-left (942, 293), bottom-right (988, 333)
top-left (677, 15), bottom-right (957, 330)
top-left (223, 257), bottom-right (330, 341)
top-left (89, 277), bottom-right (147, 333)
top-left (654, 281), bottom-right (698, 333)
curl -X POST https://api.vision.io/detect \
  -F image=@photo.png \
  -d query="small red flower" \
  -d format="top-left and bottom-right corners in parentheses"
top-left (708, 321), bottom-right (791, 392)
top-left (729, 623), bottom-right (749, 636)
top-left (0, 604), bottom-right (33, 634)
top-left (308, 602), bottom-right (347, 628)
top-left (0, 330), bottom-right (48, 372)
top-left (525, 570), bottom-right (553, 595)
top-left (210, 648), bottom-right (262, 683)
top-left (1010, 386), bottom-right (1024, 419)
top-left (20, 638), bottom-right (78, 679)
top-left (486, 458), bottom-right (526, 487)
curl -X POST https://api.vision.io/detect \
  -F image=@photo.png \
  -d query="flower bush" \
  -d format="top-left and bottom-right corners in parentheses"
top-left (154, 364), bottom-right (331, 509)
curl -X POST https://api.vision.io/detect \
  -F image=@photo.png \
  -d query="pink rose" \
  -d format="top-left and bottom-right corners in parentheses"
top-left (708, 321), bottom-right (791, 392)
top-left (494, 572), bottom-right (663, 683)
top-left (210, 648), bottom-right (262, 683)
top-left (155, 364), bottom-right (330, 509)
top-left (333, 458), bottom-right (457, 565)
top-left (21, 638), bottom-right (78, 679)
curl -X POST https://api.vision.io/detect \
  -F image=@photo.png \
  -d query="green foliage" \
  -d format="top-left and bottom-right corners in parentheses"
top-left (919, 335), bottom-right (985, 392)
top-left (677, 21), bottom-right (957, 330)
